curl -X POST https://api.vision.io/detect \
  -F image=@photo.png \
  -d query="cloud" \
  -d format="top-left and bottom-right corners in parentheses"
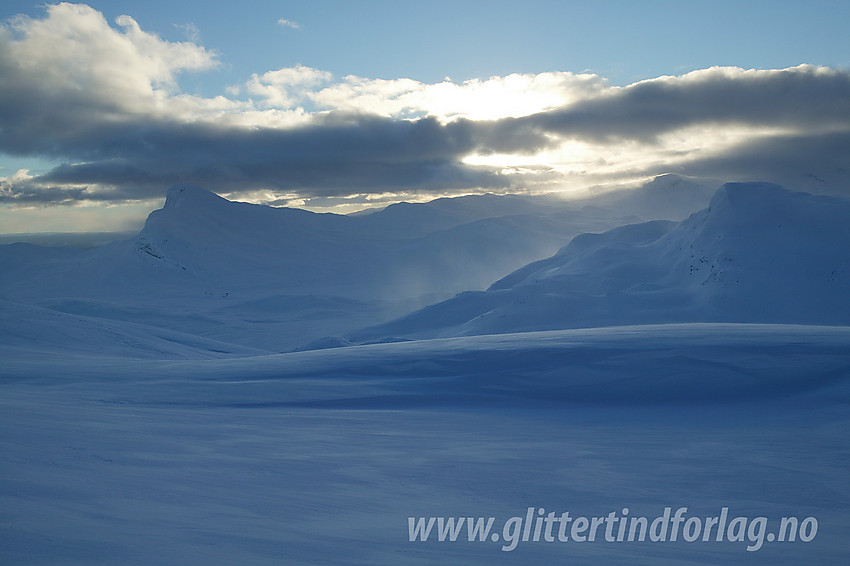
top-left (11, 115), bottom-right (512, 203)
top-left (1, 4), bottom-right (849, 209)
top-left (670, 130), bottom-right (850, 189)
top-left (173, 22), bottom-right (201, 43)
top-left (243, 67), bottom-right (608, 120)
top-left (244, 65), bottom-right (334, 108)
top-left (0, 3), bottom-right (221, 155)
top-left (0, 169), bottom-right (87, 204)
top-left (277, 18), bottom-right (300, 29)
top-left (518, 65), bottom-right (850, 143)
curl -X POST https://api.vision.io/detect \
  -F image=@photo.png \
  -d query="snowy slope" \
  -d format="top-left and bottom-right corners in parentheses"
top-left (2, 324), bottom-right (848, 565)
top-left (353, 183), bottom-right (850, 341)
top-left (0, 299), bottom-right (265, 359)
top-left (6, 323), bottom-right (845, 406)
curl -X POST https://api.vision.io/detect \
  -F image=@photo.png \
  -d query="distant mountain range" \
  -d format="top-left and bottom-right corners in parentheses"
top-left (6, 175), bottom-right (846, 354)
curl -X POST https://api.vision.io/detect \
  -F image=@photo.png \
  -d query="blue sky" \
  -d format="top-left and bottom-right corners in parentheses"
top-left (1, 1), bottom-right (849, 232)
top-left (6, 0), bottom-right (847, 89)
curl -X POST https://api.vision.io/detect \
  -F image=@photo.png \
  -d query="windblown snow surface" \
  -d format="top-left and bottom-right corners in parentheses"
top-left (2, 178), bottom-right (849, 565)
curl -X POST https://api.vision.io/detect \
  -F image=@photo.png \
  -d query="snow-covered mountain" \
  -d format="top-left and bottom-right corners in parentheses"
top-left (1, 185), bottom-right (602, 300)
top-left (4, 176), bottom-right (838, 353)
top-left (352, 182), bottom-right (850, 341)
top-left (3, 182), bottom-right (668, 353)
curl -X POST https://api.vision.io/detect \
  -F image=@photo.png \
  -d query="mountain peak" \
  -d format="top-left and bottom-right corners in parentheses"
top-left (708, 182), bottom-right (791, 211)
top-left (163, 185), bottom-right (229, 210)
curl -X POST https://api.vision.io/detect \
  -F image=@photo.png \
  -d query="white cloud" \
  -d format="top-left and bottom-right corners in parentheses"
top-left (1, 2), bottom-right (220, 122)
top-left (277, 18), bottom-right (300, 29)
top-left (242, 66), bottom-right (611, 122)
top-left (244, 65), bottom-right (334, 109)
top-left (2, 169), bottom-right (34, 184)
